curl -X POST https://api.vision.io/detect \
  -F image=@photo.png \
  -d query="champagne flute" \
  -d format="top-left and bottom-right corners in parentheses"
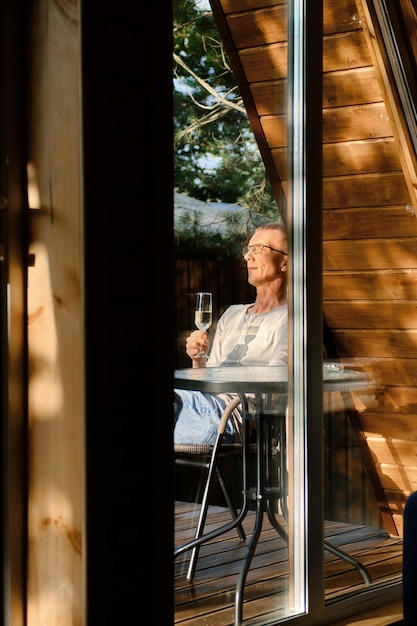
top-left (194, 292), bottom-right (212, 358)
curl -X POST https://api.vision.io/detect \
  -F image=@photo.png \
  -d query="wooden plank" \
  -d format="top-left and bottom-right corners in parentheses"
top-left (359, 411), bottom-right (417, 438)
top-left (324, 404), bottom-right (382, 527)
top-left (323, 29), bottom-right (372, 72)
top-left (323, 236), bottom-right (417, 270)
top-left (377, 386), bottom-right (417, 412)
top-left (26, 1), bottom-right (84, 623)
top-left (250, 80), bottom-right (286, 116)
top-left (331, 329), bottom-right (417, 358)
top-left (273, 139), bottom-right (403, 181)
top-left (221, 0), bottom-right (358, 28)
top-left (323, 205), bottom-right (417, 239)
top-left (239, 42), bottom-right (288, 83)
top-left (391, 513), bottom-right (405, 538)
top-left (220, 0), bottom-right (285, 14)
top-left (323, 172), bottom-right (411, 210)
top-left (261, 103), bottom-right (393, 148)
top-left (348, 386), bottom-right (417, 415)
top-left (323, 66), bottom-right (382, 108)
top-left (385, 489), bottom-right (411, 507)
top-left (332, 601), bottom-right (403, 626)
top-left (322, 102), bottom-right (392, 143)
top-left (239, 30), bottom-right (371, 85)
top-left (225, 0), bottom-right (361, 46)
top-left (346, 411), bottom-right (399, 535)
top-left (251, 66), bottom-right (381, 116)
top-left (355, 358), bottom-right (417, 388)
top-left (323, 300), bottom-right (417, 329)
top-left (367, 438), bottom-right (417, 467)
top-left (175, 502), bottom-right (403, 624)
top-left (322, 138), bottom-right (401, 177)
top-left (323, 269), bottom-right (417, 299)
top-left (388, 489), bottom-right (411, 535)
top-left (226, 6), bottom-right (288, 49)
top-left (377, 464), bottom-right (417, 492)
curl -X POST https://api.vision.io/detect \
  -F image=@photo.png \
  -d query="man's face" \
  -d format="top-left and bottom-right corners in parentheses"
top-left (244, 229), bottom-right (288, 287)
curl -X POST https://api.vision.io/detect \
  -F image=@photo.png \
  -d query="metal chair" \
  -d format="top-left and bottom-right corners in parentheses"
top-left (174, 394), bottom-right (246, 581)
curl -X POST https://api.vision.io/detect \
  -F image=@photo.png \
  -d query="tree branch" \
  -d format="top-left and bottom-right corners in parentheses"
top-left (174, 52), bottom-right (246, 114)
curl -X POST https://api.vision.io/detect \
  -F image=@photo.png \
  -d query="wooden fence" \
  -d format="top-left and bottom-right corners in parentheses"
top-left (175, 251), bottom-right (255, 368)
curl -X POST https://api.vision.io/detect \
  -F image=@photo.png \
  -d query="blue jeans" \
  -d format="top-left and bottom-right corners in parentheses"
top-left (173, 389), bottom-right (235, 444)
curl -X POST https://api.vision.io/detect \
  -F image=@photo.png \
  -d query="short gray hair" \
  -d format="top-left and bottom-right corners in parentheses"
top-left (254, 222), bottom-right (287, 246)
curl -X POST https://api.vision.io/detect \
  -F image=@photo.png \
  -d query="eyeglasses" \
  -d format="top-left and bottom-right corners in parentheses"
top-left (242, 243), bottom-right (288, 257)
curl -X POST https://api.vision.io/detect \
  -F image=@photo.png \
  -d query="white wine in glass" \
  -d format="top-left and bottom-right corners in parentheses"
top-left (194, 292), bottom-right (212, 357)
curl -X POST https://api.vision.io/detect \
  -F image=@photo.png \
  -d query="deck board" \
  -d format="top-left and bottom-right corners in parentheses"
top-left (175, 501), bottom-right (403, 625)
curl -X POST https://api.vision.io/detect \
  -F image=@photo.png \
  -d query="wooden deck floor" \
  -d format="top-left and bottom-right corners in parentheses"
top-left (174, 501), bottom-right (403, 626)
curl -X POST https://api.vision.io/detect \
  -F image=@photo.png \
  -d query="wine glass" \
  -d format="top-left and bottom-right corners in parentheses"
top-left (194, 292), bottom-right (212, 358)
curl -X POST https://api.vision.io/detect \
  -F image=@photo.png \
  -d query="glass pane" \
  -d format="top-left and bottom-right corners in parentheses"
top-left (174, 0), bottom-right (407, 623)
top-left (321, 0), bottom-right (404, 617)
top-left (173, 0), bottom-right (306, 620)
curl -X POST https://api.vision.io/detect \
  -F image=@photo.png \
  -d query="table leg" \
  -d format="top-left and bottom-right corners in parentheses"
top-left (235, 394), bottom-right (288, 624)
top-left (235, 394), bottom-right (265, 624)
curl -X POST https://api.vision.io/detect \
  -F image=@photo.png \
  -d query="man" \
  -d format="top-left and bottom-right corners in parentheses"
top-left (174, 222), bottom-right (288, 444)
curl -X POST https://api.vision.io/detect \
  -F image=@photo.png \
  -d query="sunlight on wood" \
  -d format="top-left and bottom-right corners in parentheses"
top-left (27, 162), bottom-right (41, 210)
top-left (28, 241), bottom-right (63, 419)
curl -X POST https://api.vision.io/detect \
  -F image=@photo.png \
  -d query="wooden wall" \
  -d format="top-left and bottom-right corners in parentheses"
top-left (211, 0), bottom-right (417, 537)
top-left (175, 252), bottom-right (255, 368)
top-left (26, 1), bottom-right (84, 623)
top-left (324, 0), bottom-right (417, 537)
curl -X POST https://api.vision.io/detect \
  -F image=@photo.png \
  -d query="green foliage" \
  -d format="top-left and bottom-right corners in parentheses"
top-left (174, 204), bottom-right (275, 255)
top-left (173, 0), bottom-right (281, 252)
